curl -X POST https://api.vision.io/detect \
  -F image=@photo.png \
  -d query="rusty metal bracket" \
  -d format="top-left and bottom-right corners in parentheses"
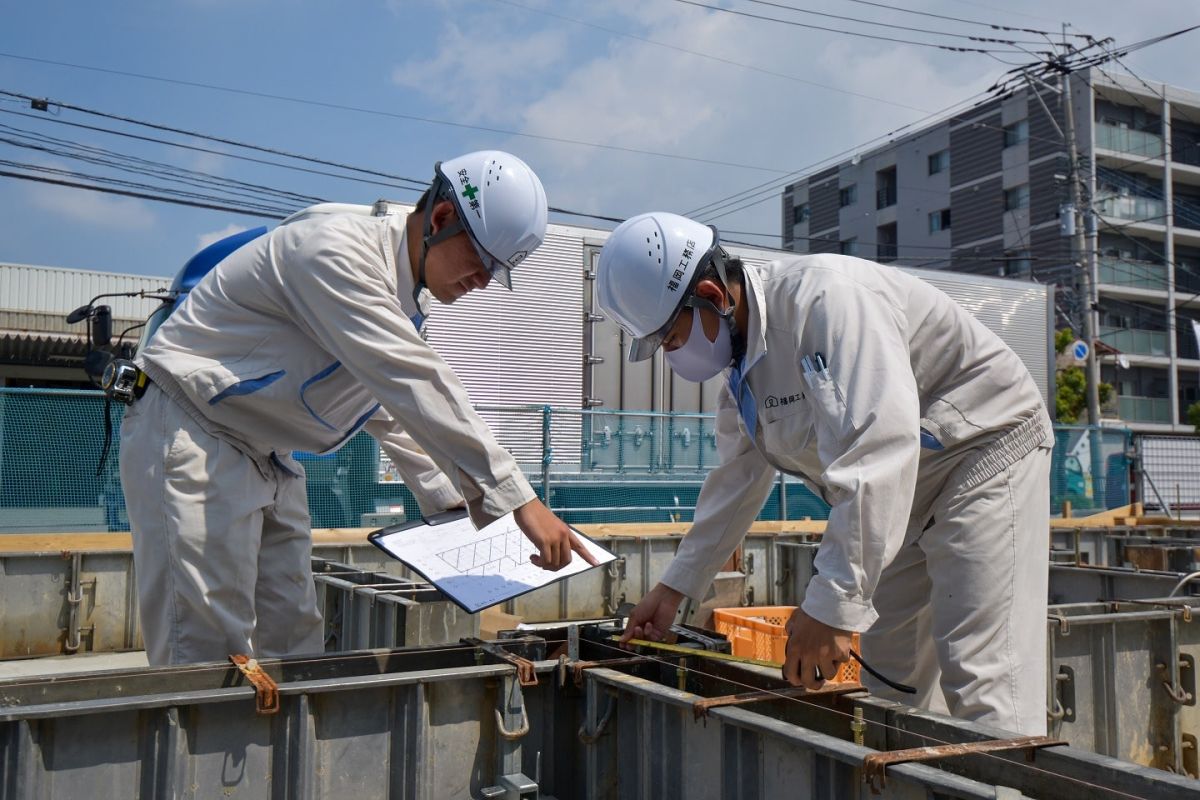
top-left (578, 691), bottom-right (616, 745)
top-left (466, 638), bottom-right (539, 686)
top-left (1115, 597), bottom-right (1195, 622)
top-left (693, 683), bottom-right (863, 721)
top-left (572, 656), bottom-right (655, 689)
top-left (862, 735), bottom-right (1065, 793)
top-left (229, 654), bottom-right (280, 715)
top-left (1157, 656), bottom-right (1196, 705)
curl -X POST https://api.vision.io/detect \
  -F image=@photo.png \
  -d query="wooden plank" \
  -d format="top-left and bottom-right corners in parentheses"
top-left (0, 520), bottom-right (831, 555)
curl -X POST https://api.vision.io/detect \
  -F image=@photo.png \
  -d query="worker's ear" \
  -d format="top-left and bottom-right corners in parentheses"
top-left (428, 198), bottom-right (459, 236)
top-left (693, 278), bottom-right (728, 309)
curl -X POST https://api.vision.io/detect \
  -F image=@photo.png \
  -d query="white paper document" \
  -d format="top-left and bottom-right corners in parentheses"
top-left (368, 511), bottom-right (616, 613)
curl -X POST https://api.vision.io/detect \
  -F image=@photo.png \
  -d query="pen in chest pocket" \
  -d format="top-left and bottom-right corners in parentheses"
top-left (802, 353), bottom-right (830, 377)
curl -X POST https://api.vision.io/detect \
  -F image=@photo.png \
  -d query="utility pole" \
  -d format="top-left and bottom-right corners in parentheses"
top-left (1061, 66), bottom-right (1103, 427)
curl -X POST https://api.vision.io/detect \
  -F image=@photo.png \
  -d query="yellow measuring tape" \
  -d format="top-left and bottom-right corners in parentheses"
top-left (611, 635), bottom-right (783, 670)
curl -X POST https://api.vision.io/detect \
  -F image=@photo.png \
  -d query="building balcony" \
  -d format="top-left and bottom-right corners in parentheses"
top-left (1117, 395), bottom-right (1172, 424)
top-left (1095, 122), bottom-right (1164, 159)
top-left (1100, 325), bottom-right (1169, 356)
top-left (1097, 257), bottom-right (1168, 290)
top-left (876, 186), bottom-right (897, 210)
top-left (1094, 194), bottom-right (1166, 224)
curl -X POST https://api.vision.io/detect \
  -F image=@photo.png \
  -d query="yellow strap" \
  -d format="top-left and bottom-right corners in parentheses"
top-left (610, 635), bottom-right (782, 669)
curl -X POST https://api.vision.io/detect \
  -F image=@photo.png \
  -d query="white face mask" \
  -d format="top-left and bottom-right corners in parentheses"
top-left (665, 307), bottom-right (732, 382)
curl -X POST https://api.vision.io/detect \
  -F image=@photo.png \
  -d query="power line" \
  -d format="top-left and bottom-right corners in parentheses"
top-left (0, 88), bottom-right (433, 188)
top-left (0, 167), bottom-right (289, 219)
top-left (941, 0), bottom-right (1066, 27)
top-left (0, 158), bottom-right (295, 216)
top-left (682, 86), bottom-right (1003, 220)
top-left (668, 0), bottom-right (1040, 54)
top-left (0, 107), bottom-right (428, 193)
top-left (0, 123), bottom-right (325, 207)
top-left (735, 0), bottom-right (1052, 45)
top-left (0, 57), bottom-right (791, 173)
top-left (837, 0), bottom-right (1087, 37)
top-left (484, 0), bottom-right (929, 113)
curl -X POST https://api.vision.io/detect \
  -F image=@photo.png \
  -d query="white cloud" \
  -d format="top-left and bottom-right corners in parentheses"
top-left (186, 149), bottom-right (230, 176)
top-left (196, 223), bottom-right (247, 250)
top-left (27, 171), bottom-right (155, 232)
top-left (393, 0), bottom-right (1200, 242)
top-left (392, 19), bottom-right (569, 123)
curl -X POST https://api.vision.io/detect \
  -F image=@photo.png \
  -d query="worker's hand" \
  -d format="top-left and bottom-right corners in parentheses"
top-left (513, 499), bottom-right (599, 571)
top-left (783, 608), bottom-right (853, 690)
top-left (619, 582), bottom-right (685, 646)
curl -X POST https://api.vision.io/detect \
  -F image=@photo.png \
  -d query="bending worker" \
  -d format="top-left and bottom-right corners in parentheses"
top-left (598, 212), bottom-right (1051, 735)
top-left (120, 150), bottom-right (596, 665)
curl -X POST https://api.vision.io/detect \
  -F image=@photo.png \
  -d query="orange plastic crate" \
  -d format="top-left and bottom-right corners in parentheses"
top-left (712, 606), bottom-right (860, 684)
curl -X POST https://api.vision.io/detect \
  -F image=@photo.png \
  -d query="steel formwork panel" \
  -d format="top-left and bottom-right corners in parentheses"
top-left (3, 645), bottom-right (1197, 799)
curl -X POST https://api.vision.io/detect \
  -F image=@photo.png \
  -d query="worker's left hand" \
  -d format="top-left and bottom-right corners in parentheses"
top-left (782, 608), bottom-right (853, 690)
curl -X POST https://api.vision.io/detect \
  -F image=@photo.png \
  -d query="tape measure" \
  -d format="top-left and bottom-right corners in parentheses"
top-left (611, 635), bottom-right (783, 669)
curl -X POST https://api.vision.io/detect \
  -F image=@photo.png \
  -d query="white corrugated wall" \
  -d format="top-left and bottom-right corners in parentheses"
top-left (0, 262), bottom-right (171, 320)
top-left (424, 227), bottom-right (585, 463)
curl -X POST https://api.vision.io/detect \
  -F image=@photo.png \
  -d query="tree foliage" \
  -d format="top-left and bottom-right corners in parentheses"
top-left (1188, 401), bottom-right (1200, 433)
top-left (1054, 329), bottom-right (1112, 423)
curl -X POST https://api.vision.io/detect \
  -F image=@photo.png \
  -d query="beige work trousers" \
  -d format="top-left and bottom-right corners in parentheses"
top-left (120, 385), bottom-right (325, 665)
top-left (860, 443), bottom-right (1052, 735)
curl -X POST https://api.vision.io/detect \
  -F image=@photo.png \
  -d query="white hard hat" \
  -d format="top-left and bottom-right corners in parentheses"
top-left (596, 212), bottom-right (718, 361)
top-left (432, 150), bottom-right (548, 289)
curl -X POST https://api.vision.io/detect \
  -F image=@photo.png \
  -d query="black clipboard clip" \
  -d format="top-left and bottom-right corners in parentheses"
top-left (366, 507), bottom-right (469, 545)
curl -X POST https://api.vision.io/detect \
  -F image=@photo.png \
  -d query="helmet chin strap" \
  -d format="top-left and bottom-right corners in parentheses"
top-left (415, 175), bottom-right (465, 306)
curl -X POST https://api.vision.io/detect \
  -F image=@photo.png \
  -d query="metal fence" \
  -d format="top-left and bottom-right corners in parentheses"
top-left (1137, 434), bottom-right (1200, 517)
top-left (0, 388), bottom-right (1134, 532)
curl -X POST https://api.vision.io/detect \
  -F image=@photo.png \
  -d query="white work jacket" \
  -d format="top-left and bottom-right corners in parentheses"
top-left (660, 254), bottom-right (1052, 632)
top-left (137, 211), bottom-right (535, 520)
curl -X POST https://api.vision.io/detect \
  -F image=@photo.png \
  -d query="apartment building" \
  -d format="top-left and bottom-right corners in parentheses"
top-left (782, 67), bottom-right (1200, 432)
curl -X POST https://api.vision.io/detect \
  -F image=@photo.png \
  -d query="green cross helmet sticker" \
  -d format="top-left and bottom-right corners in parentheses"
top-left (461, 183), bottom-right (479, 201)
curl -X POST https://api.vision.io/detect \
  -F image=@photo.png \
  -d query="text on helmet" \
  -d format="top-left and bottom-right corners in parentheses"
top-left (457, 169), bottom-right (482, 218)
top-left (667, 239), bottom-right (697, 292)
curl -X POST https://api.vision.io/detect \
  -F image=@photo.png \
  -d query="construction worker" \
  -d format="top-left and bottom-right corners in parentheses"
top-left (599, 212), bottom-right (1052, 735)
top-left (119, 150), bottom-right (596, 665)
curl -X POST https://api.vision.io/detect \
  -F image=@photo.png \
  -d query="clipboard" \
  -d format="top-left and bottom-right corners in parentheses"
top-left (367, 509), bottom-right (617, 614)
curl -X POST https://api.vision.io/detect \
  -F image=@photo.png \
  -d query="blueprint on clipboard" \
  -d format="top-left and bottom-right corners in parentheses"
top-left (367, 510), bottom-right (616, 614)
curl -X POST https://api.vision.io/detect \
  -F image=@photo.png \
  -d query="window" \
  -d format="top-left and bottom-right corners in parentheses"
top-left (839, 238), bottom-right (858, 256)
top-left (1004, 184), bottom-right (1030, 211)
top-left (1004, 119), bottom-right (1029, 147)
top-left (839, 184), bottom-right (857, 207)
top-left (793, 203), bottom-right (810, 225)
top-left (876, 167), bottom-right (897, 209)
top-left (876, 223), bottom-right (898, 263)
top-left (928, 208), bottom-right (952, 232)
top-left (928, 150), bottom-right (949, 175)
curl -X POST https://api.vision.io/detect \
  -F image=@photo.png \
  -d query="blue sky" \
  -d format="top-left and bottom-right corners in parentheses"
top-left (1, 0), bottom-right (1196, 279)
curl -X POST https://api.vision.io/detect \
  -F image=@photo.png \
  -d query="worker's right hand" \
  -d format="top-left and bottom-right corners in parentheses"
top-left (619, 582), bottom-right (685, 646)
top-left (513, 499), bottom-right (599, 572)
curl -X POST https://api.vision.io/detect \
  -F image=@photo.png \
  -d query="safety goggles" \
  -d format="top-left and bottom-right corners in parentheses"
top-left (465, 227), bottom-right (513, 290)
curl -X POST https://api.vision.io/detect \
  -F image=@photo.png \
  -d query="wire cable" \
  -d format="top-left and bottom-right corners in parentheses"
top-left (667, 0), bottom-right (1038, 54)
top-left (735, 0), bottom-right (1052, 45)
top-left (837, 0), bottom-right (1088, 37)
top-left (0, 107), bottom-right (430, 194)
top-left (484, 0), bottom-right (931, 114)
top-left (0, 168), bottom-right (290, 219)
top-left (0, 69), bottom-right (789, 173)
